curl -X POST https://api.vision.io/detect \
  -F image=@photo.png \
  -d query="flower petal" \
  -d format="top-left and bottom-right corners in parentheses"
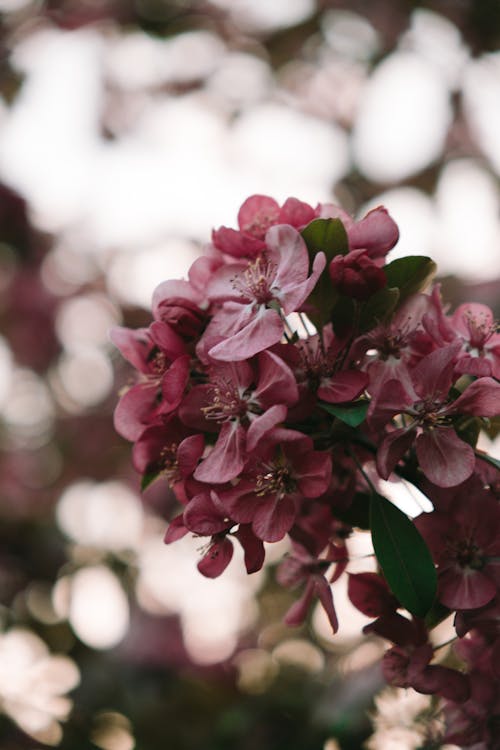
top-left (415, 429), bottom-right (475, 488)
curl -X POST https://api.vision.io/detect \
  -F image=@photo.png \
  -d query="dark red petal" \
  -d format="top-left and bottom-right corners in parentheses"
top-left (318, 370), bottom-right (368, 403)
top-left (252, 494), bottom-right (297, 542)
top-left (348, 572), bottom-right (398, 617)
top-left (193, 421), bottom-right (246, 484)
top-left (376, 427), bottom-right (416, 480)
top-left (184, 492), bottom-right (230, 535)
top-left (198, 537), bottom-right (234, 578)
top-left (415, 429), bottom-right (475, 488)
top-left (234, 524), bottom-right (265, 574)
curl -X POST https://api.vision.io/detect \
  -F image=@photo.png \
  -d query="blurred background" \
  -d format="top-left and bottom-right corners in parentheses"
top-left (0, 1), bottom-right (499, 748)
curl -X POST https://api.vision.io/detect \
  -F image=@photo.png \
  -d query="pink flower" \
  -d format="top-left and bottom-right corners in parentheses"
top-left (319, 204), bottom-right (399, 263)
top-left (276, 542), bottom-right (342, 633)
top-left (414, 493), bottom-right (500, 610)
top-left (353, 292), bottom-right (437, 399)
top-left (294, 324), bottom-right (369, 404)
top-left (374, 343), bottom-right (500, 486)
top-left (329, 248), bottom-right (386, 300)
top-left (219, 429), bottom-right (332, 542)
top-left (452, 302), bottom-right (500, 379)
top-left (132, 419), bottom-right (204, 502)
top-left (212, 194), bottom-right (316, 259)
top-left (179, 351), bottom-right (298, 483)
top-left (111, 322), bottom-right (189, 441)
top-left (200, 224), bottom-right (325, 361)
top-left (170, 490), bottom-right (265, 578)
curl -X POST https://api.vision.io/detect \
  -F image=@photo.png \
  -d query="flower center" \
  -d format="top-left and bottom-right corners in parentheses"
top-left (202, 378), bottom-right (248, 422)
top-left (159, 443), bottom-right (180, 484)
top-left (450, 538), bottom-right (485, 570)
top-left (464, 310), bottom-right (498, 351)
top-left (255, 462), bottom-right (296, 497)
top-left (232, 255), bottom-right (277, 305)
top-left (412, 400), bottom-right (451, 428)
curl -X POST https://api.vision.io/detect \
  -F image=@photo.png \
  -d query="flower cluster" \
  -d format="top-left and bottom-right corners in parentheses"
top-left (113, 194), bottom-right (500, 747)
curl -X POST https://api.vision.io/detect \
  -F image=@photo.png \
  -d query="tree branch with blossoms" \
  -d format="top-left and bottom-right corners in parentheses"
top-left (113, 194), bottom-right (500, 749)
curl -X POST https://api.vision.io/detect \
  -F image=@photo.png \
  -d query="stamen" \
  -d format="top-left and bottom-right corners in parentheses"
top-left (201, 377), bottom-right (247, 422)
top-left (255, 462), bottom-right (296, 497)
top-left (231, 255), bottom-right (277, 304)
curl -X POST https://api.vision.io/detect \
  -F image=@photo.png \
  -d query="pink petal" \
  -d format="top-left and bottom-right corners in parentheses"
top-left (247, 404), bottom-right (287, 453)
top-left (439, 567), bottom-right (497, 610)
top-left (450, 377), bottom-right (500, 418)
top-left (284, 579), bottom-right (315, 626)
top-left (193, 421), bottom-right (246, 483)
top-left (315, 576), bottom-right (339, 633)
top-left (234, 524), bottom-right (266, 574)
top-left (255, 350), bottom-right (299, 407)
top-left (205, 262), bottom-right (248, 303)
top-left (152, 279), bottom-right (201, 319)
top-left (149, 321), bottom-right (186, 360)
top-left (208, 306), bottom-right (283, 361)
top-left (184, 491), bottom-right (231, 535)
top-left (109, 326), bottom-right (152, 373)
top-left (295, 451), bottom-right (332, 498)
top-left (211, 227), bottom-right (264, 258)
top-left (412, 343), bottom-right (461, 400)
top-left (452, 302), bottom-right (493, 339)
top-left (266, 225), bottom-right (326, 314)
top-left (177, 434), bottom-right (205, 478)
top-left (318, 370), bottom-right (368, 403)
top-left (237, 194), bottom-right (280, 238)
top-left (348, 206), bottom-right (399, 258)
top-left (159, 355), bottom-right (190, 414)
top-left (348, 572), bottom-right (397, 617)
top-left (415, 429), bottom-right (475, 488)
top-left (252, 494), bottom-right (298, 542)
top-left (198, 537), bottom-right (234, 578)
top-left (279, 197), bottom-right (315, 227)
top-left (164, 514), bottom-right (188, 543)
top-left (376, 427), bottom-right (416, 480)
top-left (113, 382), bottom-right (158, 441)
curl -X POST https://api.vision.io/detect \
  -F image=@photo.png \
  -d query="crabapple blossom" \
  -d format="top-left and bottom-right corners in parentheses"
top-left (113, 193), bottom-right (500, 744)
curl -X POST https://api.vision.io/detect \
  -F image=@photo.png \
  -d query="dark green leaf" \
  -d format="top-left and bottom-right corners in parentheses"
top-left (141, 471), bottom-right (161, 491)
top-left (370, 493), bottom-right (437, 618)
top-left (320, 400), bottom-right (369, 427)
top-left (359, 286), bottom-right (399, 332)
top-left (302, 219), bottom-right (348, 327)
top-left (383, 256), bottom-right (437, 304)
top-left (454, 416), bottom-right (481, 448)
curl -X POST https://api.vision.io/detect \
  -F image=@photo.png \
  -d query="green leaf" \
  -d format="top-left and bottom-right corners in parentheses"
top-left (320, 400), bottom-right (369, 427)
top-left (141, 471), bottom-right (161, 491)
top-left (301, 218), bottom-right (349, 259)
top-left (302, 219), bottom-right (348, 327)
top-left (454, 416), bottom-right (481, 449)
top-left (359, 286), bottom-right (399, 332)
top-left (370, 493), bottom-right (437, 618)
top-left (383, 256), bottom-right (437, 304)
